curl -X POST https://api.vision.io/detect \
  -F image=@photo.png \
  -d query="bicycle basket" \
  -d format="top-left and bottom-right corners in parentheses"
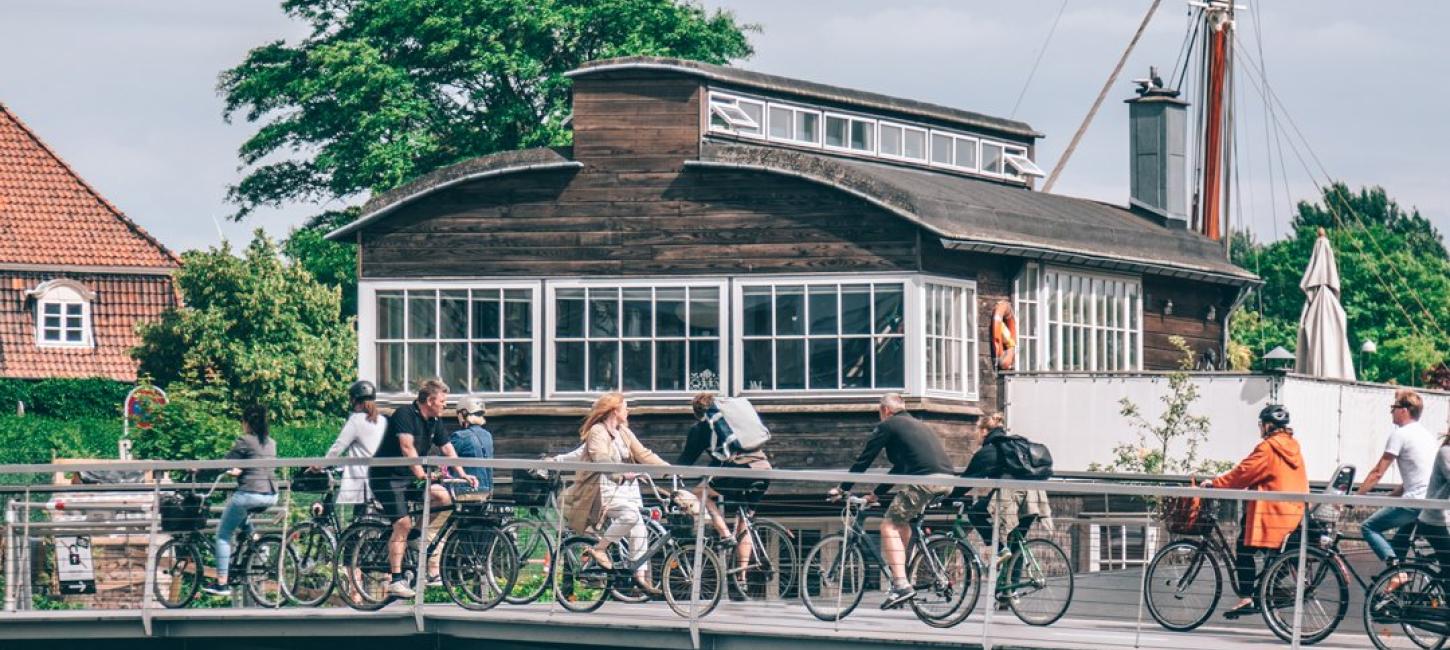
top-left (510, 469), bottom-right (559, 507)
top-left (1160, 496), bottom-right (1216, 536)
top-left (160, 491), bottom-right (208, 532)
top-left (289, 471), bottom-right (333, 493)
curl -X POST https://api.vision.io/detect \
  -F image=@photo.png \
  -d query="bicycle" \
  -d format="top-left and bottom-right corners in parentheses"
top-left (499, 467), bottom-right (565, 605)
top-left (279, 468), bottom-right (347, 606)
top-left (151, 473), bottom-right (288, 608)
top-left (337, 477), bottom-right (519, 611)
top-left (697, 476), bottom-right (798, 602)
top-left (1363, 558), bottom-right (1448, 650)
top-left (798, 492), bottom-right (975, 625)
top-left (553, 474), bottom-right (726, 618)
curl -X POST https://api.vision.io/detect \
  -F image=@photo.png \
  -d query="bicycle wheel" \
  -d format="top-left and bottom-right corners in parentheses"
top-left (1005, 538), bottom-right (1073, 626)
top-left (731, 519), bottom-right (798, 601)
top-left (338, 523), bottom-right (395, 611)
top-left (1257, 547), bottom-right (1348, 645)
top-left (663, 543), bottom-right (724, 618)
top-left (800, 534), bottom-right (867, 622)
top-left (554, 536), bottom-right (610, 613)
top-left (1364, 563), bottom-right (1449, 650)
top-left (152, 537), bottom-right (202, 608)
top-left (1144, 539), bottom-right (1223, 632)
top-left (503, 519), bottom-right (555, 605)
top-left (282, 522), bottom-right (337, 607)
top-left (241, 534), bottom-right (288, 608)
top-left (608, 534), bottom-right (662, 603)
top-left (442, 525), bottom-right (518, 611)
top-left (909, 536), bottom-right (979, 628)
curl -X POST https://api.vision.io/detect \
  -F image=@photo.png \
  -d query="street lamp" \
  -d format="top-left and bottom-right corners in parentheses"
top-left (1359, 340), bottom-right (1377, 380)
top-left (1263, 346), bottom-right (1295, 402)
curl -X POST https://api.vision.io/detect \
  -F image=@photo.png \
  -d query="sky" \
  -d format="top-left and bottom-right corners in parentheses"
top-left (1, 1), bottom-right (1447, 254)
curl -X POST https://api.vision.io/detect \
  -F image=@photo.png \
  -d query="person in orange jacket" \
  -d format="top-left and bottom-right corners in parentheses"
top-left (1198, 404), bottom-right (1308, 618)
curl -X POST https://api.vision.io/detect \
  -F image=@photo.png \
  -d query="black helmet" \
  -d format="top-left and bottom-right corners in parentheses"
top-left (1258, 404), bottom-right (1290, 429)
top-left (348, 380), bottom-right (376, 402)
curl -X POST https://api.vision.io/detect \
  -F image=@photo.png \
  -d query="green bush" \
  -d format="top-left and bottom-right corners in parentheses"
top-left (0, 414), bottom-right (123, 464)
top-left (0, 412), bottom-right (342, 465)
top-left (0, 378), bottom-right (132, 418)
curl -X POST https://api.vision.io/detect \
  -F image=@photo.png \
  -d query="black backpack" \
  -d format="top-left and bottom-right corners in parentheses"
top-left (993, 434), bottom-right (1054, 480)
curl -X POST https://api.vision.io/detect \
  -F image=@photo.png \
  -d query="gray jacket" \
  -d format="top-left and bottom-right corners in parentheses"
top-left (1418, 444), bottom-right (1450, 528)
top-left (226, 433), bottom-right (278, 494)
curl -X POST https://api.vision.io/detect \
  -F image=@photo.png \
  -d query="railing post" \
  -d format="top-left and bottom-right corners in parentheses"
top-left (141, 478), bottom-right (161, 636)
top-left (4, 497), bottom-right (15, 612)
top-left (832, 490), bottom-right (851, 634)
top-left (1289, 500), bottom-right (1309, 649)
top-left (1133, 505), bottom-right (1152, 648)
top-left (981, 488), bottom-right (1000, 650)
top-left (277, 467), bottom-right (292, 604)
top-left (688, 474), bottom-right (708, 650)
top-left (20, 486), bottom-right (32, 612)
top-left (547, 468), bottom-right (568, 616)
top-left (413, 459), bottom-right (431, 632)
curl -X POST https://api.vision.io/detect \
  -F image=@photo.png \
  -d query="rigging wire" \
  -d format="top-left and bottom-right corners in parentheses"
top-left (1249, 1), bottom-right (1282, 244)
top-left (1169, 6), bottom-right (1201, 90)
top-left (1010, 0), bottom-right (1070, 119)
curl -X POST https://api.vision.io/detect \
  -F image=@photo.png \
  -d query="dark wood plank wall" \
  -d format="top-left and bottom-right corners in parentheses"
top-left (1141, 276), bottom-right (1235, 369)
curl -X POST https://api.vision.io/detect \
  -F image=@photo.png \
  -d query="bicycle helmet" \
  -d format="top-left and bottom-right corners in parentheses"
top-left (347, 380), bottom-right (376, 402)
top-left (457, 396), bottom-right (487, 417)
top-left (1258, 404), bottom-right (1291, 429)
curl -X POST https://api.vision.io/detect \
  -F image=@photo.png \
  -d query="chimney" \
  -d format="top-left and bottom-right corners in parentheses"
top-left (1125, 67), bottom-right (1189, 227)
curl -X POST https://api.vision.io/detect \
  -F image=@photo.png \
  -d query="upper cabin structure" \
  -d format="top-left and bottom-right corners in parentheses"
top-left (329, 57), bottom-right (1257, 466)
top-left (0, 102), bottom-right (178, 381)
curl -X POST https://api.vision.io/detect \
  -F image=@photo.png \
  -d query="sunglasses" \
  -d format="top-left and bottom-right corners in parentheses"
top-left (1390, 403), bottom-right (1409, 411)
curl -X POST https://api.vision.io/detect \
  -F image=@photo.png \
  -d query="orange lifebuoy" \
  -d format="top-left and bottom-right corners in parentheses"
top-left (992, 301), bottom-right (1018, 370)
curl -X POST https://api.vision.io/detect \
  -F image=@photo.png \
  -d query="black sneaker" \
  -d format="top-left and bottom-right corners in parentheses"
top-left (880, 585), bottom-right (916, 610)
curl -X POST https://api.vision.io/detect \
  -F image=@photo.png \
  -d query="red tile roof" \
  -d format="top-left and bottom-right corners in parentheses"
top-left (0, 102), bottom-right (179, 268)
top-left (0, 271), bottom-right (175, 381)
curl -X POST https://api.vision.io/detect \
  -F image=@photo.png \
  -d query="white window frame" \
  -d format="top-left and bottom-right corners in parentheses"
top-left (979, 140), bottom-right (1008, 177)
top-left (928, 130), bottom-right (981, 173)
top-left (545, 277), bottom-right (728, 400)
top-left (30, 280), bottom-right (94, 349)
top-left (732, 274), bottom-right (916, 397)
top-left (1013, 263), bottom-right (1043, 372)
top-left (707, 92), bottom-right (765, 138)
top-left (766, 102), bottom-right (822, 147)
top-left (919, 276), bottom-right (980, 400)
top-left (823, 111), bottom-right (877, 155)
top-left (1019, 267), bottom-right (1143, 372)
top-left (876, 121), bottom-right (928, 163)
top-left (1004, 147), bottom-right (1045, 178)
top-left (359, 279), bottom-right (542, 401)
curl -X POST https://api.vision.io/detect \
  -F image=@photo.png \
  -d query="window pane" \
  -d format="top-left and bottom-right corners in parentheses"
top-left (656, 341), bottom-right (685, 392)
top-left (931, 133), bottom-right (953, 164)
top-left (841, 338), bottom-right (871, 388)
top-left (555, 289), bottom-right (584, 338)
top-left (44, 315), bottom-right (60, 329)
top-left (689, 339), bottom-right (719, 391)
top-left (742, 289), bottom-right (771, 337)
top-left (408, 342), bottom-right (436, 384)
top-left (504, 291), bottom-right (531, 338)
top-left (378, 343), bottom-right (405, 392)
top-left (874, 286), bottom-right (904, 334)
top-left (775, 287), bottom-right (804, 335)
top-left (743, 340), bottom-right (773, 391)
top-left (43, 302), bottom-right (60, 316)
top-left (797, 111), bottom-right (819, 143)
top-left (982, 142), bottom-right (1004, 174)
top-left (657, 288), bottom-right (686, 337)
top-left (622, 288), bottom-right (652, 338)
top-left (825, 115), bottom-right (847, 147)
top-left (875, 337), bottom-right (905, 388)
top-left (808, 286), bottom-right (838, 335)
top-left (769, 105), bottom-right (792, 139)
top-left (850, 120), bottom-right (873, 151)
top-left (955, 139), bottom-right (977, 169)
top-left (472, 343), bottom-right (501, 393)
top-left (589, 288), bottom-right (618, 337)
top-left (408, 292), bottom-right (436, 339)
top-left (737, 101), bottom-right (763, 136)
top-left (473, 294), bottom-right (501, 339)
top-left (904, 129), bottom-right (926, 160)
top-left (589, 340), bottom-right (618, 391)
top-left (622, 340), bottom-right (651, 391)
top-left (42, 328), bottom-right (60, 341)
top-left (555, 342), bottom-right (585, 391)
top-left (440, 342), bottom-right (468, 392)
top-left (65, 329), bottom-right (82, 343)
top-left (689, 297), bottom-right (718, 337)
top-left (377, 292), bottom-right (405, 339)
top-left (880, 124), bottom-right (902, 156)
top-left (440, 290), bottom-right (468, 339)
top-left (504, 341), bottom-right (532, 391)
top-left (808, 339), bottom-right (839, 389)
top-left (776, 339), bottom-right (805, 390)
top-left (65, 303), bottom-right (83, 317)
top-left (840, 285), bottom-right (871, 335)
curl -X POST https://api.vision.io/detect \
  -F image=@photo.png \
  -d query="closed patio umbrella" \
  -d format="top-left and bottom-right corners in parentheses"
top-left (1295, 228), bottom-right (1355, 380)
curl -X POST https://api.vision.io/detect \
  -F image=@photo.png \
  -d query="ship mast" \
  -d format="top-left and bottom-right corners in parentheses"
top-left (1192, 0), bottom-right (1236, 246)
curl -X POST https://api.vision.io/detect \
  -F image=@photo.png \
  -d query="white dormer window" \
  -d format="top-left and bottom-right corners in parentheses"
top-left (29, 279), bottom-right (94, 348)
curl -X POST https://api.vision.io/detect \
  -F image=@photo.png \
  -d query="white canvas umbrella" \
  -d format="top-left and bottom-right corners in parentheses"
top-left (1295, 228), bottom-right (1356, 380)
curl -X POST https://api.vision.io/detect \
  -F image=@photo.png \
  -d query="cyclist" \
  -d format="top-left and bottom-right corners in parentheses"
top-left (369, 378), bottom-right (476, 598)
top-left (1355, 389), bottom-right (1438, 567)
top-left (203, 404), bottom-right (278, 596)
top-left (321, 380), bottom-right (387, 521)
top-left (449, 396), bottom-right (494, 500)
top-left (830, 393), bottom-right (954, 609)
top-left (561, 392), bottom-right (669, 593)
top-left (1412, 430), bottom-right (1450, 590)
top-left (675, 393), bottom-right (772, 586)
top-left (1198, 404), bottom-right (1307, 618)
top-left (957, 414), bottom-right (1053, 560)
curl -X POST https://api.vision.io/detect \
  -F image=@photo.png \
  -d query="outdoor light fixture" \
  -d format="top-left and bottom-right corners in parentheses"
top-left (1360, 340), bottom-right (1377, 354)
top-left (1164, 299), bottom-right (1174, 316)
top-left (1263, 345), bottom-right (1295, 371)
top-left (1206, 305), bottom-right (1216, 321)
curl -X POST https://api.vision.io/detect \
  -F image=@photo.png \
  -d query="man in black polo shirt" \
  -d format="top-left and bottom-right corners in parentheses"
top-left (370, 378), bottom-right (476, 598)
top-left (829, 393), bottom-right (954, 609)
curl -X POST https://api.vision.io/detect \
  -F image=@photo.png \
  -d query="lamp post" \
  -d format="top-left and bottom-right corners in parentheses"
top-left (1359, 340), bottom-right (1377, 381)
top-left (1263, 346), bottom-right (1295, 402)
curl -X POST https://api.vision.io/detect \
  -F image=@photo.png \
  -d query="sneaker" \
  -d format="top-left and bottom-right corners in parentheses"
top-left (387, 579), bottom-right (417, 599)
top-left (426, 573), bottom-right (443, 587)
top-left (201, 582), bottom-right (233, 597)
top-left (880, 585), bottom-right (916, 610)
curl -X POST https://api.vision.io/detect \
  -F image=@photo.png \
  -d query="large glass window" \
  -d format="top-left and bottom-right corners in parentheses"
top-left (1016, 268), bottom-right (1141, 372)
top-left (39, 301), bottom-right (87, 345)
top-left (375, 288), bottom-right (534, 395)
top-left (825, 113), bottom-right (875, 153)
top-left (1014, 264), bottom-right (1042, 372)
top-left (767, 103), bottom-right (821, 146)
top-left (924, 282), bottom-right (979, 398)
top-left (552, 285), bottom-right (722, 394)
top-left (740, 282), bottom-right (905, 392)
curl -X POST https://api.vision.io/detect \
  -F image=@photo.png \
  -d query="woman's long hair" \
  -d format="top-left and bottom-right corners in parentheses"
top-left (353, 397), bottom-right (379, 424)
top-left (242, 404), bottom-right (270, 445)
top-left (578, 392), bottom-right (625, 440)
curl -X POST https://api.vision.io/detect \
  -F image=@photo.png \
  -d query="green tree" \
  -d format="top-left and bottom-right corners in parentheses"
top-left (131, 231), bottom-right (357, 422)
top-left (283, 209), bottom-right (359, 317)
top-left (1231, 183), bottom-right (1450, 385)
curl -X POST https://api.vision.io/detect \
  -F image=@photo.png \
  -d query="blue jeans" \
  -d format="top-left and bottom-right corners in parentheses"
top-left (1362, 506), bottom-right (1419, 563)
top-left (215, 490), bottom-right (277, 582)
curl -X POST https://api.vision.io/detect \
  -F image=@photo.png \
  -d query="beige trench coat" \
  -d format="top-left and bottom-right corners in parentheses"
top-left (561, 423), bottom-right (668, 535)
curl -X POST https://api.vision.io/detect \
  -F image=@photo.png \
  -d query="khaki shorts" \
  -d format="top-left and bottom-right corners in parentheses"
top-left (886, 483), bottom-right (951, 523)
